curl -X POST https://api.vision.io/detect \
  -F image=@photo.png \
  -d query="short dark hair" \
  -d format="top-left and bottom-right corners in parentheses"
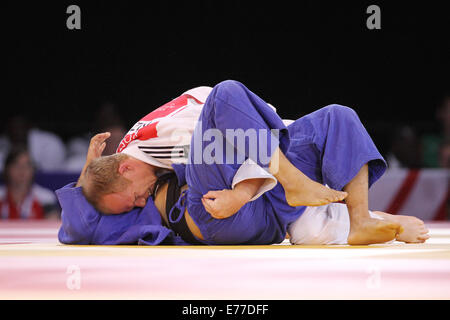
top-left (3, 146), bottom-right (34, 184)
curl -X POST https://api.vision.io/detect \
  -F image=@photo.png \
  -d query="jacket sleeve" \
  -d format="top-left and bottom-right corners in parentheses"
top-left (56, 183), bottom-right (101, 245)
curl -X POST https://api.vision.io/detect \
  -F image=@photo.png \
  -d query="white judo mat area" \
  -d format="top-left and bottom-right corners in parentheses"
top-left (0, 220), bottom-right (449, 300)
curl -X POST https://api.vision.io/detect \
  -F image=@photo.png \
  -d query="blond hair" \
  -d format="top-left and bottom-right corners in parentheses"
top-left (81, 153), bottom-right (132, 212)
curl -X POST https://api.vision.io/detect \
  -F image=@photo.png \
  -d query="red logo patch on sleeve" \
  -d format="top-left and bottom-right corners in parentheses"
top-left (117, 94), bottom-right (199, 152)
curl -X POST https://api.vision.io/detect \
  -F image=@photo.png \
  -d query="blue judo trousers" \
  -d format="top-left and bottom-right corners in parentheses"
top-left (57, 80), bottom-right (387, 246)
top-left (175, 80), bottom-right (387, 245)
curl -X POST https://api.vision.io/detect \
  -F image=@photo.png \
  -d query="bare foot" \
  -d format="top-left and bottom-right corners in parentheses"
top-left (347, 217), bottom-right (404, 245)
top-left (270, 147), bottom-right (347, 207)
top-left (284, 178), bottom-right (348, 207)
top-left (373, 212), bottom-right (430, 243)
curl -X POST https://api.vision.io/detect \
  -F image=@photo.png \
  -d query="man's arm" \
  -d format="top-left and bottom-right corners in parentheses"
top-left (76, 132), bottom-right (111, 187)
top-left (201, 178), bottom-right (266, 219)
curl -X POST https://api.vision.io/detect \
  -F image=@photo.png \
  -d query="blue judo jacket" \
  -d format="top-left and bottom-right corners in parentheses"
top-left (56, 182), bottom-right (189, 246)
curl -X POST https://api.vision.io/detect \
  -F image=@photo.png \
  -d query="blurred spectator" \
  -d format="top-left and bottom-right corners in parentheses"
top-left (0, 147), bottom-right (60, 219)
top-left (386, 124), bottom-right (422, 168)
top-left (0, 115), bottom-right (67, 172)
top-left (64, 136), bottom-right (90, 172)
top-left (422, 94), bottom-right (450, 168)
top-left (64, 101), bottom-right (127, 172)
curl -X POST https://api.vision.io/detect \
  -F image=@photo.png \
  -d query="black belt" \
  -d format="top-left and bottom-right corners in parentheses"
top-left (164, 173), bottom-right (202, 245)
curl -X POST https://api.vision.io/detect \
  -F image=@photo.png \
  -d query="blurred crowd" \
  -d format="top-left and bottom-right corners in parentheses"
top-left (386, 94), bottom-right (450, 169)
top-left (0, 94), bottom-right (448, 220)
top-left (0, 102), bottom-right (127, 220)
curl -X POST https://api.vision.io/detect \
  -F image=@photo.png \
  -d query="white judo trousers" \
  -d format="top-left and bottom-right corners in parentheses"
top-left (288, 204), bottom-right (385, 245)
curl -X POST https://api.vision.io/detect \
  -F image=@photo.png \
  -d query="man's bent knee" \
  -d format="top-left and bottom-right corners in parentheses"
top-left (325, 104), bottom-right (360, 123)
top-left (327, 104), bottom-right (357, 115)
top-left (200, 80), bottom-right (246, 118)
top-left (213, 79), bottom-right (247, 104)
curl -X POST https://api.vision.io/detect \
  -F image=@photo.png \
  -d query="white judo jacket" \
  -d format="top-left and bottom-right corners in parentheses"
top-left (117, 86), bottom-right (280, 200)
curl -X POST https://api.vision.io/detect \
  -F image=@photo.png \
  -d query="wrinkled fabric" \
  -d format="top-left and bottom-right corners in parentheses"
top-left (183, 80), bottom-right (387, 245)
top-left (185, 80), bottom-right (301, 245)
top-left (56, 183), bottom-right (189, 245)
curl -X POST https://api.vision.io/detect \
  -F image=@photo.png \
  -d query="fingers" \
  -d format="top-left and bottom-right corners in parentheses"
top-left (202, 190), bottom-right (223, 218)
top-left (201, 197), bottom-right (230, 220)
top-left (89, 133), bottom-right (111, 148)
top-left (85, 132), bottom-right (112, 163)
top-left (201, 198), bottom-right (220, 219)
top-left (99, 141), bottom-right (107, 154)
top-left (90, 132), bottom-right (111, 144)
top-left (203, 190), bottom-right (221, 199)
top-left (201, 197), bottom-right (212, 211)
top-left (94, 132), bottom-right (111, 139)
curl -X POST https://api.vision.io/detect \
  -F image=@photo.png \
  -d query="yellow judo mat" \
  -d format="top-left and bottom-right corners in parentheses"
top-left (1, 220), bottom-right (449, 299)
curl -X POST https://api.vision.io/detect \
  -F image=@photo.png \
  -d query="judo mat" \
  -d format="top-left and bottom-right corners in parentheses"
top-left (1, 220), bottom-right (449, 300)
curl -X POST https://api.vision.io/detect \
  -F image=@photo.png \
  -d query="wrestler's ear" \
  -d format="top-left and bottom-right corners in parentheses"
top-left (118, 159), bottom-right (133, 176)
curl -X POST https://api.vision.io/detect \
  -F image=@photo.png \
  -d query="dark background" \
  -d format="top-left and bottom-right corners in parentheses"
top-left (4, 0), bottom-right (450, 156)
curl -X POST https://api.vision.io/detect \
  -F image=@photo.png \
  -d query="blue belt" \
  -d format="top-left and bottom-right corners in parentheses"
top-left (166, 173), bottom-right (203, 245)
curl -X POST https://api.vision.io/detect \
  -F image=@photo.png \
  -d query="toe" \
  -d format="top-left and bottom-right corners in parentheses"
top-left (419, 233), bottom-right (430, 240)
top-left (339, 191), bottom-right (348, 199)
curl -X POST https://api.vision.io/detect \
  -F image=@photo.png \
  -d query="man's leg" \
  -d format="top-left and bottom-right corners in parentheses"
top-left (269, 147), bottom-right (348, 206)
top-left (283, 104), bottom-right (403, 245)
top-left (345, 164), bottom-right (403, 245)
top-left (200, 79), bottom-right (346, 207)
top-left (344, 164), bottom-right (428, 244)
top-left (288, 201), bottom-right (429, 245)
